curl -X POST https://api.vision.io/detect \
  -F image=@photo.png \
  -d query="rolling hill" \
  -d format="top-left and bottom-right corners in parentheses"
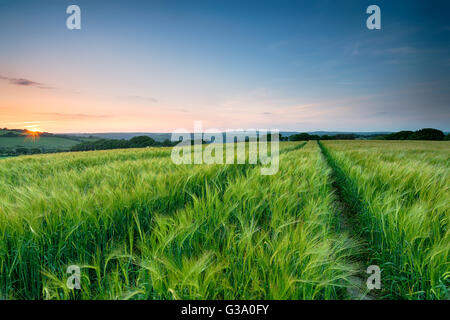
top-left (0, 129), bottom-right (93, 155)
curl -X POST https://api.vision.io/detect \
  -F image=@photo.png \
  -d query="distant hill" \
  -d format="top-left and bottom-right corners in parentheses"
top-left (3, 128), bottom-right (447, 157)
top-left (67, 132), bottom-right (173, 142)
top-left (66, 131), bottom-right (393, 141)
top-left (0, 129), bottom-right (95, 156)
top-left (304, 131), bottom-right (392, 136)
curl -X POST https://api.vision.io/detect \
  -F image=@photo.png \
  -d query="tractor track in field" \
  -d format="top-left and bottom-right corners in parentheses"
top-left (317, 141), bottom-right (377, 300)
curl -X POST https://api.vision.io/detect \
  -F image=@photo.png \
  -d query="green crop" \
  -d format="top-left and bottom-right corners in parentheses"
top-left (0, 140), bottom-right (448, 300)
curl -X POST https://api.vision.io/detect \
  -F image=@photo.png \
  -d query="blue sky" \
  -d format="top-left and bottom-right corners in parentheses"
top-left (0, 0), bottom-right (449, 132)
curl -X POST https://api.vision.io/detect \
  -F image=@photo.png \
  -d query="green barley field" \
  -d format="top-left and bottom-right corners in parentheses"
top-left (0, 140), bottom-right (448, 300)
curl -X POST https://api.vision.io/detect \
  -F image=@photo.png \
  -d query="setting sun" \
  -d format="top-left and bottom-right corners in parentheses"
top-left (22, 127), bottom-right (43, 141)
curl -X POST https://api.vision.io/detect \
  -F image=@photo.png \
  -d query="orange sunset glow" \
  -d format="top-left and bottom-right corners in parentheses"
top-left (0, 1), bottom-right (448, 134)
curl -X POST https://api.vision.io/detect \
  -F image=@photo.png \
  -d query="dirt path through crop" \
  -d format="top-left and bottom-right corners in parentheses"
top-left (317, 141), bottom-right (376, 300)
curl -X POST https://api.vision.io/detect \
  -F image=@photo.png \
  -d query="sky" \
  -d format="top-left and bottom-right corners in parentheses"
top-left (0, 0), bottom-right (449, 133)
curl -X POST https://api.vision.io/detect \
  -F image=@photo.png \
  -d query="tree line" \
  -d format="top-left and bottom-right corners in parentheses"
top-left (288, 133), bottom-right (358, 141)
top-left (288, 128), bottom-right (449, 141)
top-left (1, 129), bottom-right (448, 156)
top-left (71, 136), bottom-right (177, 151)
top-left (380, 128), bottom-right (448, 141)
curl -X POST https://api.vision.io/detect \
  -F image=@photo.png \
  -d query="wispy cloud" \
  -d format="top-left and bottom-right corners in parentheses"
top-left (0, 75), bottom-right (53, 89)
top-left (35, 112), bottom-right (111, 120)
top-left (117, 95), bottom-right (158, 103)
top-left (375, 46), bottom-right (442, 56)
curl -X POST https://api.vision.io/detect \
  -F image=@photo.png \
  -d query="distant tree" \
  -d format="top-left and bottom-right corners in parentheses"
top-left (161, 139), bottom-right (176, 147)
top-left (265, 132), bottom-right (283, 142)
top-left (289, 133), bottom-right (310, 141)
top-left (384, 131), bottom-right (414, 140)
top-left (71, 139), bottom-right (126, 151)
top-left (333, 134), bottom-right (356, 140)
top-left (377, 128), bottom-right (445, 141)
top-left (129, 136), bottom-right (156, 147)
top-left (70, 135), bottom-right (176, 152)
top-left (15, 147), bottom-right (28, 155)
top-left (2, 131), bottom-right (20, 137)
top-left (410, 128), bottom-right (445, 141)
